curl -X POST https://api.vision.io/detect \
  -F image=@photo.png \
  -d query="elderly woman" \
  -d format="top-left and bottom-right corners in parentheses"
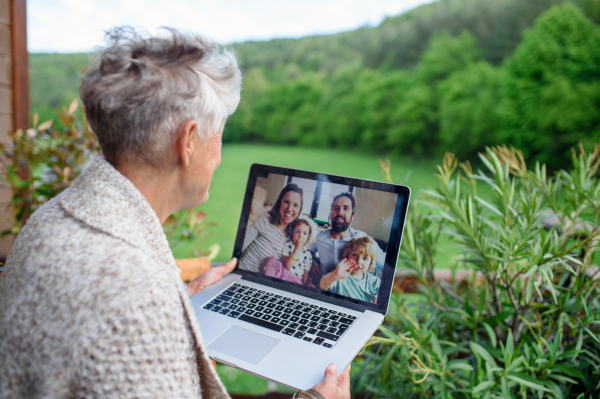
top-left (239, 183), bottom-right (303, 273)
top-left (0, 28), bottom-right (349, 399)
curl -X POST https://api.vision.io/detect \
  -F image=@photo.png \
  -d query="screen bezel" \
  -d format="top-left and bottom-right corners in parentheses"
top-left (231, 163), bottom-right (411, 315)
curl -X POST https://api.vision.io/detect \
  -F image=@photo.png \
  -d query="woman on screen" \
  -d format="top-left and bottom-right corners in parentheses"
top-left (239, 184), bottom-right (303, 272)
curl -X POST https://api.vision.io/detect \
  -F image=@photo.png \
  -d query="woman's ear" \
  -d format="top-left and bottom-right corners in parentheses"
top-left (177, 120), bottom-right (198, 166)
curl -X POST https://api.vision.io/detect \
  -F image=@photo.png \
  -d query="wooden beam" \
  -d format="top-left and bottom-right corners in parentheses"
top-left (11, 0), bottom-right (27, 130)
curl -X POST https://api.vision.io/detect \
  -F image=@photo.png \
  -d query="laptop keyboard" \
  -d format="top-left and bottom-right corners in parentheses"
top-left (203, 283), bottom-right (357, 349)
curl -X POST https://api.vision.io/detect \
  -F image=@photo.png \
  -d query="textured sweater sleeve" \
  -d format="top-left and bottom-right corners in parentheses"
top-left (74, 253), bottom-right (206, 398)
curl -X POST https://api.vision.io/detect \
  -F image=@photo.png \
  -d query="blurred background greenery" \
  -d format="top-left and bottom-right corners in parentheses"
top-left (28, 0), bottom-right (600, 261)
top-left (31, 0), bottom-right (600, 170)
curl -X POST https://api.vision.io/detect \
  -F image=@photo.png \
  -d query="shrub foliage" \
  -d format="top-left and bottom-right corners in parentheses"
top-left (0, 100), bottom-right (100, 236)
top-left (0, 101), bottom-right (217, 259)
top-left (352, 145), bottom-right (600, 397)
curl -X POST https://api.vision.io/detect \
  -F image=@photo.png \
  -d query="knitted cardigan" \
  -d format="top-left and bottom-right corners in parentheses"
top-left (0, 158), bottom-right (230, 398)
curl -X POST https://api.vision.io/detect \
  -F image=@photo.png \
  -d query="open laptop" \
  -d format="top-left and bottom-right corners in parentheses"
top-left (190, 163), bottom-right (410, 390)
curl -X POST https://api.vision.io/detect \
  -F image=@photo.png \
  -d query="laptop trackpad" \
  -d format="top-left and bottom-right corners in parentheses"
top-left (208, 325), bottom-right (281, 365)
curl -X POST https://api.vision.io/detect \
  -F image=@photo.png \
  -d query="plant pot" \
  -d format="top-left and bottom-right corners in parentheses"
top-left (176, 257), bottom-right (211, 282)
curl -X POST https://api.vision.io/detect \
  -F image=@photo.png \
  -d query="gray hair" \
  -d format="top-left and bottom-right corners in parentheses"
top-left (80, 27), bottom-right (242, 165)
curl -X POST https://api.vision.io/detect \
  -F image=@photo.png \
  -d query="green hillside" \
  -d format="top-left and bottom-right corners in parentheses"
top-left (30, 52), bottom-right (92, 123)
top-left (234, 0), bottom-right (596, 72)
top-left (32, 0), bottom-right (598, 113)
top-left (28, 0), bottom-right (600, 169)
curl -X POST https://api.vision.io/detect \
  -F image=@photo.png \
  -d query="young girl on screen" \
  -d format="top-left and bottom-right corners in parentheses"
top-left (262, 218), bottom-right (315, 285)
top-left (319, 236), bottom-right (381, 303)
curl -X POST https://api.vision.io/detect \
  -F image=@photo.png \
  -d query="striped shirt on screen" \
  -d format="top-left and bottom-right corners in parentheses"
top-left (239, 214), bottom-right (288, 272)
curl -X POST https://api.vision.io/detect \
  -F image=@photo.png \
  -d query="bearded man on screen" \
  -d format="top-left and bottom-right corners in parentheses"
top-left (310, 193), bottom-right (384, 279)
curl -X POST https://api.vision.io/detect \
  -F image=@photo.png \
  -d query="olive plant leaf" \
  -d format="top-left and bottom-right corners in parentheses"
top-left (505, 330), bottom-right (514, 365)
top-left (429, 333), bottom-right (443, 359)
top-left (447, 360), bottom-right (473, 371)
top-left (501, 377), bottom-right (509, 399)
top-left (550, 364), bottom-right (584, 379)
top-left (470, 342), bottom-right (498, 368)
top-left (473, 380), bottom-right (495, 394)
top-left (482, 322), bottom-right (497, 348)
top-left (506, 373), bottom-right (549, 392)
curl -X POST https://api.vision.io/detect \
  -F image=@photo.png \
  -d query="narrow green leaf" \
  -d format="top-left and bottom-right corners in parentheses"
top-left (380, 343), bottom-right (399, 383)
top-left (548, 374), bottom-right (578, 385)
top-left (485, 310), bottom-right (514, 326)
top-left (467, 196), bottom-right (474, 229)
top-left (479, 152), bottom-right (495, 176)
top-left (546, 380), bottom-right (564, 399)
top-left (473, 380), bottom-right (494, 394)
top-left (551, 329), bottom-right (562, 359)
top-left (447, 361), bottom-right (474, 372)
top-left (573, 330), bottom-right (583, 362)
top-left (551, 364), bottom-right (584, 379)
top-left (585, 328), bottom-right (600, 345)
top-left (470, 342), bottom-right (498, 368)
top-left (473, 196), bottom-right (503, 216)
top-left (501, 378), bottom-right (509, 399)
top-left (430, 333), bottom-right (443, 360)
top-left (525, 277), bottom-right (534, 303)
top-left (506, 373), bottom-right (550, 392)
top-left (562, 255), bottom-right (583, 266)
top-left (505, 330), bottom-right (514, 365)
top-left (506, 356), bottom-right (523, 373)
top-left (482, 322), bottom-right (497, 348)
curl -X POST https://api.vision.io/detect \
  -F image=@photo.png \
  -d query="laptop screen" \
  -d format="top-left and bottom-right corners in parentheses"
top-left (232, 164), bottom-right (410, 315)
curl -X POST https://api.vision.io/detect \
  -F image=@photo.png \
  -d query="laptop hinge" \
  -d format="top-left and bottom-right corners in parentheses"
top-left (240, 274), bottom-right (367, 313)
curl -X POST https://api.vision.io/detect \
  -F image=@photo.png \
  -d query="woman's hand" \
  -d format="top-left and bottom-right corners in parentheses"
top-left (249, 185), bottom-right (271, 221)
top-left (311, 363), bottom-right (351, 399)
top-left (187, 258), bottom-right (237, 297)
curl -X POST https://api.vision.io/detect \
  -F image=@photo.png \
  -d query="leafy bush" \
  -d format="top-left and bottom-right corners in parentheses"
top-left (0, 100), bottom-right (216, 258)
top-left (352, 144), bottom-right (600, 397)
top-left (0, 99), bottom-right (100, 236)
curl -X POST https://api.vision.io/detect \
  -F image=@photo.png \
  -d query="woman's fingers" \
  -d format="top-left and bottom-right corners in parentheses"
top-left (187, 258), bottom-right (237, 297)
top-left (215, 257), bottom-right (237, 276)
top-left (323, 363), bottom-right (338, 384)
top-left (312, 363), bottom-right (351, 399)
top-left (338, 364), bottom-right (351, 393)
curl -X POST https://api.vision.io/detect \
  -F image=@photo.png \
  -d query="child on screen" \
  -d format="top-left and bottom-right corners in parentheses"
top-left (262, 218), bottom-right (314, 285)
top-left (319, 236), bottom-right (381, 303)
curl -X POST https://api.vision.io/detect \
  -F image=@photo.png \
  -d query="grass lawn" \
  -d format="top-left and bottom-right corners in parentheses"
top-left (171, 142), bottom-right (449, 263)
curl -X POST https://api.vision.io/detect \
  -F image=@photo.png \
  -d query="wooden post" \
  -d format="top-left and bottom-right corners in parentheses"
top-left (11, 0), bottom-right (27, 130)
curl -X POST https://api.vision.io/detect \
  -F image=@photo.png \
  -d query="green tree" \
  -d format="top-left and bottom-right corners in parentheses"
top-left (388, 31), bottom-right (481, 156)
top-left (498, 2), bottom-right (600, 167)
top-left (263, 73), bottom-right (324, 144)
top-left (416, 30), bottom-right (482, 85)
top-left (225, 67), bottom-right (271, 142)
top-left (310, 62), bottom-right (366, 148)
top-left (438, 62), bottom-right (504, 158)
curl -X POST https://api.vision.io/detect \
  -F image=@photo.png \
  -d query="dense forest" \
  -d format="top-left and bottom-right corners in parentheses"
top-left (30, 0), bottom-right (600, 168)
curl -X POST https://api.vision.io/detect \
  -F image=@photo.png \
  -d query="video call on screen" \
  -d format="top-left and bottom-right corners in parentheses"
top-left (238, 172), bottom-right (398, 305)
